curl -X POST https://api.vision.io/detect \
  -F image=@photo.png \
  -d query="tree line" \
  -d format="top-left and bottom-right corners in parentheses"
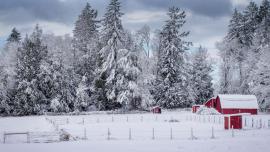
top-left (0, 0), bottom-right (213, 116)
top-left (218, 0), bottom-right (270, 111)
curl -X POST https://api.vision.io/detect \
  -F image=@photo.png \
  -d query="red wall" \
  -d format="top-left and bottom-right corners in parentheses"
top-left (192, 106), bottom-right (200, 113)
top-left (222, 109), bottom-right (257, 115)
top-left (205, 98), bottom-right (215, 108)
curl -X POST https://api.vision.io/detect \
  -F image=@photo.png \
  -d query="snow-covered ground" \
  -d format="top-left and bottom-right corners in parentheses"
top-left (0, 111), bottom-right (270, 152)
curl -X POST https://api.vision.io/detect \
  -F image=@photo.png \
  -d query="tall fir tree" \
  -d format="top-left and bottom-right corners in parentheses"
top-left (13, 25), bottom-right (48, 115)
top-left (73, 2), bottom-right (99, 83)
top-left (73, 3), bottom-right (100, 111)
top-left (154, 7), bottom-right (191, 108)
top-left (94, 0), bottom-right (125, 110)
top-left (256, 0), bottom-right (270, 46)
top-left (190, 47), bottom-right (214, 105)
top-left (242, 1), bottom-right (259, 47)
top-left (7, 28), bottom-right (21, 43)
top-left (258, 0), bottom-right (270, 22)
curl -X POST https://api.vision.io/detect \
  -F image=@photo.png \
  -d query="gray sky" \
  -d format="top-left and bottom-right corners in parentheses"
top-left (0, 0), bottom-right (261, 81)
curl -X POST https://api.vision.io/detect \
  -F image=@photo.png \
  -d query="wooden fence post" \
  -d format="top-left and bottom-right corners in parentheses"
top-left (27, 132), bottom-right (30, 143)
top-left (211, 126), bottom-right (215, 139)
top-left (3, 132), bottom-right (5, 144)
top-left (190, 127), bottom-right (194, 140)
top-left (107, 128), bottom-right (110, 140)
top-left (129, 128), bottom-right (132, 140)
top-left (170, 128), bottom-right (173, 140)
top-left (152, 128), bottom-right (155, 140)
top-left (84, 128), bottom-right (87, 140)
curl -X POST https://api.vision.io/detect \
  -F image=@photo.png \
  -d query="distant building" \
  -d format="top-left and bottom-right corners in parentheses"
top-left (192, 105), bottom-right (202, 113)
top-left (151, 106), bottom-right (161, 114)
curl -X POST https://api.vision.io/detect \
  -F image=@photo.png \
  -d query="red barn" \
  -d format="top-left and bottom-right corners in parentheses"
top-left (204, 94), bottom-right (258, 115)
top-left (151, 106), bottom-right (161, 114)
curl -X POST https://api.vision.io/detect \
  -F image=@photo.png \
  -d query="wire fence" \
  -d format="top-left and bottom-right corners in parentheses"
top-left (1, 114), bottom-right (270, 144)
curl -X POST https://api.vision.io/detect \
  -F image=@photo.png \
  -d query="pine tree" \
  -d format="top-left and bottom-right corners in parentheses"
top-left (154, 7), bottom-right (191, 108)
top-left (227, 9), bottom-right (244, 42)
top-left (190, 47), bottom-right (214, 105)
top-left (7, 28), bottom-right (21, 43)
top-left (258, 0), bottom-right (270, 23)
top-left (72, 3), bottom-right (100, 111)
top-left (255, 0), bottom-right (270, 46)
top-left (13, 25), bottom-right (48, 115)
top-left (73, 2), bottom-right (99, 84)
top-left (94, 0), bottom-right (126, 110)
top-left (73, 3), bottom-right (99, 82)
top-left (0, 66), bottom-right (8, 115)
top-left (242, 1), bottom-right (259, 47)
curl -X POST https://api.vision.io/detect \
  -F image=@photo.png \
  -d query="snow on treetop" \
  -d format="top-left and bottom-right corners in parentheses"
top-left (218, 94), bottom-right (259, 109)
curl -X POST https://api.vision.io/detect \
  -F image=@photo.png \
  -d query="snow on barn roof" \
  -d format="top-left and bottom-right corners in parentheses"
top-left (218, 94), bottom-right (259, 109)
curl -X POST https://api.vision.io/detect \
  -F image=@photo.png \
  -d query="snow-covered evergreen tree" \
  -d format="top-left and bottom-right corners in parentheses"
top-left (7, 28), bottom-right (21, 43)
top-left (73, 3), bottom-right (99, 85)
top-left (94, 0), bottom-right (126, 110)
top-left (154, 7), bottom-right (191, 108)
top-left (42, 34), bottom-right (78, 112)
top-left (242, 1), bottom-right (259, 47)
top-left (255, 0), bottom-right (270, 46)
top-left (13, 25), bottom-right (48, 115)
top-left (0, 66), bottom-right (9, 115)
top-left (190, 47), bottom-right (214, 105)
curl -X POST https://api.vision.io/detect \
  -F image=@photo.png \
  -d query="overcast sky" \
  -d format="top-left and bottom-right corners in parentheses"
top-left (0, 0), bottom-right (262, 67)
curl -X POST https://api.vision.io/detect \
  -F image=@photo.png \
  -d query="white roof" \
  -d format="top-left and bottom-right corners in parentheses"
top-left (218, 94), bottom-right (259, 109)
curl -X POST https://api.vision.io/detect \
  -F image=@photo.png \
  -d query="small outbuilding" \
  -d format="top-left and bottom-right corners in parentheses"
top-left (151, 106), bottom-right (161, 114)
top-left (192, 105), bottom-right (202, 113)
top-left (224, 113), bottom-right (250, 129)
top-left (224, 114), bottom-right (242, 129)
top-left (204, 94), bottom-right (259, 115)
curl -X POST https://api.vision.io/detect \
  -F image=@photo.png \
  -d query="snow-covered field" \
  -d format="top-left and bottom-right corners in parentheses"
top-left (1, 111), bottom-right (270, 152)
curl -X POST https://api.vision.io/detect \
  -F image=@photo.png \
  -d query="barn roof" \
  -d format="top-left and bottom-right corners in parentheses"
top-left (218, 94), bottom-right (259, 109)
